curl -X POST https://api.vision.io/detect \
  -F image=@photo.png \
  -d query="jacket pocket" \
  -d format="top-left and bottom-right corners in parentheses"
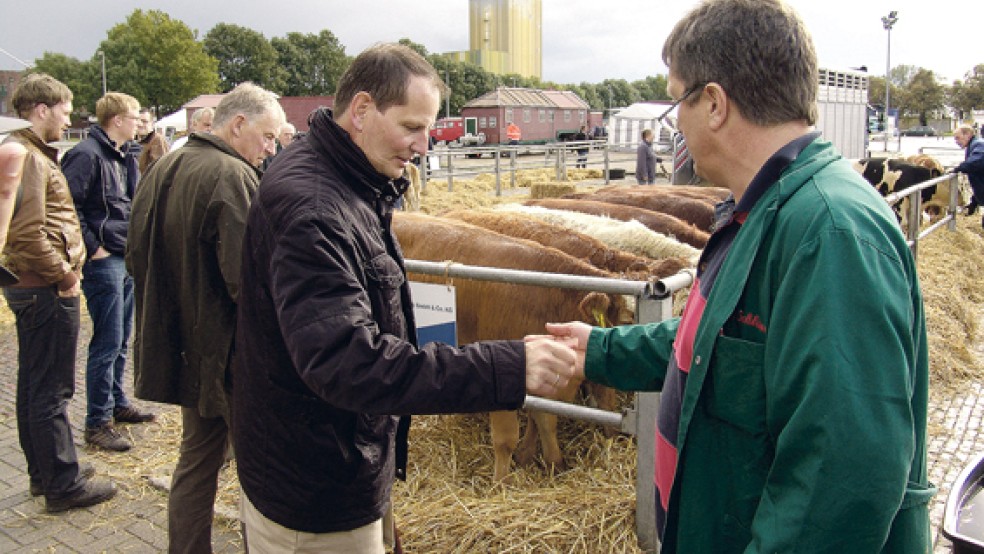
top-left (704, 334), bottom-right (766, 435)
top-left (703, 334), bottom-right (770, 537)
top-left (363, 252), bottom-right (406, 336)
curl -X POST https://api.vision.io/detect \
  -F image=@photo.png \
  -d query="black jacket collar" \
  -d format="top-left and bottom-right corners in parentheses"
top-left (307, 108), bottom-right (409, 205)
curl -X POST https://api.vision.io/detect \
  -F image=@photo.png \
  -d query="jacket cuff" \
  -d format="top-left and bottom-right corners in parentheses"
top-left (490, 340), bottom-right (526, 409)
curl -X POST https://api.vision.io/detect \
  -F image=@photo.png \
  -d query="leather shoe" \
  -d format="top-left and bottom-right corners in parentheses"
top-left (30, 462), bottom-right (96, 496)
top-left (45, 479), bottom-right (117, 513)
top-left (113, 405), bottom-right (156, 424)
top-left (85, 423), bottom-right (132, 452)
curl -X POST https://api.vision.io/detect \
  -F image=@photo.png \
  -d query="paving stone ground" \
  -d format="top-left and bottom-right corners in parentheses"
top-left (0, 316), bottom-right (242, 553)
top-left (0, 301), bottom-right (977, 552)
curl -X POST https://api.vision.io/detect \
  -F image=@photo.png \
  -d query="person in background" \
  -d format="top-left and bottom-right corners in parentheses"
top-left (262, 121), bottom-right (296, 170)
top-left (506, 120), bottom-right (521, 145)
top-left (171, 107), bottom-right (215, 150)
top-left (0, 133), bottom-right (29, 253)
top-left (2, 74), bottom-right (117, 512)
top-left (233, 43), bottom-right (576, 553)
top-left (62, 91), bottom-right (156, 454)
top-left (954, 124), bottom-right (984, 226)
top-left (127, 82), bottom-right (283, 554)
top-left (136, 110), bottom-right (169, 173)
top-left (636, 128), bottom-right (657, 184)
top-left (574, 125), bottom-right (589, 169)
top-left (539, 0), bottom-right (933, 551)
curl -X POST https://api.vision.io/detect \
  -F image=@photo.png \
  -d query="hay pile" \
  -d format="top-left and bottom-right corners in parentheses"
top-left (916, 215), bottom-right (984, 389)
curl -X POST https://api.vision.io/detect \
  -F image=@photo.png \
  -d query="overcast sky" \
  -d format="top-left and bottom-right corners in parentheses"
top-left (1, 1), bottom-right (980, 86)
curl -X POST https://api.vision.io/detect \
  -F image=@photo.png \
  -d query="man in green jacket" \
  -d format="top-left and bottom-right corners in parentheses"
top-left (542, 1), bottom-right (934, 551)
top-left (126, 82), bottom-right (284, 553)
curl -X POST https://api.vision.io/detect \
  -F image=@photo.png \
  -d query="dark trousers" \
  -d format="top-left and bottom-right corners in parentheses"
top-left (168, 405), bottom-right (230, 554)
top-left (4, 287), bottom-right (86, 498)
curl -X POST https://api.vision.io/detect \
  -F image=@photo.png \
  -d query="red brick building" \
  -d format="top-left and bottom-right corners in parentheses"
top-left (461, 87), bottom-right (590, 145)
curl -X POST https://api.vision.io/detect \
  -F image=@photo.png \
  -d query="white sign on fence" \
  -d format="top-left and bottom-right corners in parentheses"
top-left (410, 282), bottom-right (457, 347)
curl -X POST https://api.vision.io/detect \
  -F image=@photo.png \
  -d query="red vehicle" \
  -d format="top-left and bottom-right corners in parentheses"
top-left (430, 117), bottom-right (464, 144)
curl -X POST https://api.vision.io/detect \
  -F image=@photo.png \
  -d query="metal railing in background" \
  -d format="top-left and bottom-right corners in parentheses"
top-left (883, 172), bottom-right (961, 260)
top-left (419, 140), bottom-right (663, 194)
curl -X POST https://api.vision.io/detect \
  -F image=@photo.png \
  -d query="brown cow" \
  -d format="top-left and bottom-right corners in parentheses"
top-left (524, 198), bottom-right (709, 248)
top-left (393, 212), bottom-right (634, 481)
top-left (564, 189), bottom-right (716, 231)
top-left (442, 209), bottom-right (687, 279)
top-left (596, 184), bottom-right (730, 204)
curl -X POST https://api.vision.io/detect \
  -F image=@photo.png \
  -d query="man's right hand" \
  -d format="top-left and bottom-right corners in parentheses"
top-left (523, 337), bottom-right (577, 397)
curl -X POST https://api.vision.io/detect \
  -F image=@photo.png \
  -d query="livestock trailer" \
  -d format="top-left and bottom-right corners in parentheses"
top-left (815, 68), bottom-right (869, 159)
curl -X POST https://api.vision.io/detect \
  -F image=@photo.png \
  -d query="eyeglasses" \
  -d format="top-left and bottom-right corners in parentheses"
top-left (657, 82), bottom-right (708, 129)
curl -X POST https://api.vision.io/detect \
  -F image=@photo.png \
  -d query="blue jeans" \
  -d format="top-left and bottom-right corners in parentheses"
top-left (4, 286), bottom-right (87, 497)
top-left (81, 254), bottom-right (134, 428)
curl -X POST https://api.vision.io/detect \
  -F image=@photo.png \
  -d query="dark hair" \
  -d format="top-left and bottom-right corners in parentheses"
top-left (334, 43), bottom-right (447, 116)
top-left (662, 0), bottom-right (818, 126)
top-left (11, 73), bottom-right (73, 118)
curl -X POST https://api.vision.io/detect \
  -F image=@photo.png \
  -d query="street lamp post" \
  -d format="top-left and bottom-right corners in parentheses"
top-left (97, 50), bottom-right (107, 96)
top-left (444, 65), bottom-right (451, 119)
top-left (881, 10), bottom-right (898, 152)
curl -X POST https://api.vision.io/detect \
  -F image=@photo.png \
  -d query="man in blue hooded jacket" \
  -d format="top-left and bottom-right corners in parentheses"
top-left (62, 92), bottom-right (156, 453)
top-left (955, 124), bottom-right (984, 226)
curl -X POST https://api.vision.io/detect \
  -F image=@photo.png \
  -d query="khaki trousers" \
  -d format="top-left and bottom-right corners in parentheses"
top-left (241, 492), bottom-right (386, 554)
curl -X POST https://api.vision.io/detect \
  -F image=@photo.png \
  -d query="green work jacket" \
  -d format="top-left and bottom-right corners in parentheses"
top-left (586, 138), bottom-right (934, 553)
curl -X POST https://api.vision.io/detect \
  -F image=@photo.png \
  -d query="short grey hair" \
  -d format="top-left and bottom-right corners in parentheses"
top-left (213, 82), bottom-right (284, 129)
top-left (190, 107), bottom-right (215, 126)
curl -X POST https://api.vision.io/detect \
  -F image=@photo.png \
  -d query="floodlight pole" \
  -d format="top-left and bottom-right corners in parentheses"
top-left (882, 11), bottom-right (898, 152)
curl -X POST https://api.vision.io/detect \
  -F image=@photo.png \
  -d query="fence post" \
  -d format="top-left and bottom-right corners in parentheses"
top-left (907, 190), bottom-right (922, 260)
top-left (494, 148), bottom-right (502, 197)
top-left (948, 174), bottom-right (958, 232)
top-left (446, 151), bottom-right (454, 192)
top-left (510, 148), bottom-right (517, 188)
top-left (604, 143), bottom-right (611, 185)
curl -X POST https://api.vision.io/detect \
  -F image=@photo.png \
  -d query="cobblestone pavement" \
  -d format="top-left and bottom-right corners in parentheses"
top-left (0, 316), bottom-right (242, 553)
top-left (0, 309), bottom-right (978, 552)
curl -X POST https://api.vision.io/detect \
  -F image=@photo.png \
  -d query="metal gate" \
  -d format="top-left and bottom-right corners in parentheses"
top-left (405, 259), bottom-right (695, 553)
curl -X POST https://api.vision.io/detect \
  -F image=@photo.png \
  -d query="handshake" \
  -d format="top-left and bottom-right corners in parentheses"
top-left (522, 321), bottom-right (594, 397)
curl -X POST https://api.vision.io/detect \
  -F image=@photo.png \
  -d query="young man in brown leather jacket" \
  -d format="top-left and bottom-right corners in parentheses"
top-left (2, 73), bottom-right (117, 513)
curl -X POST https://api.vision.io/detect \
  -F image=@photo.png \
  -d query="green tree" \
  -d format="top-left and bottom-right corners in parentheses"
top-left (30, 52), bottom-right (100, 114)
top-left (271, 30), bottom-right (349, 96)
top-left (949, 64), bottom-right (984, 118)
top-left (895, 68), bottom-right (945, 125)
top-left (99, 9), bottom-right (219, 114)
top-left (397, 38), bottom-right (429, 58)
top-left (632, 75), bottom-right (670, 102)
top-left (204, 23), bottom-right (283, 92)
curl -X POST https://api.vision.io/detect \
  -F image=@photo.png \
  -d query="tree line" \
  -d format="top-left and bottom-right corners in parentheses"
top-left (28, 9), bottom-right (984, 125)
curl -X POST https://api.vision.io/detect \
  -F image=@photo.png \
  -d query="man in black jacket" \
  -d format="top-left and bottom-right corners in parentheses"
top-left (233, 43), bottom-right (576, 552)
top-left (63, 92), bottom-right (156, 454)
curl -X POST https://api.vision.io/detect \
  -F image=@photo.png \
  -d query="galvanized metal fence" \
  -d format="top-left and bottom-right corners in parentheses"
top-left (418, 140), bottom-right (679, 193)
top-left (405, 259), bottom-right (693, 553)
top-left (883, 172), bottom-right (962, 260)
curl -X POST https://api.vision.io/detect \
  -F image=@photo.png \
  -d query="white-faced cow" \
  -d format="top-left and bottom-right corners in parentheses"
top-left (851, 157), bottom-right (943, 229)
